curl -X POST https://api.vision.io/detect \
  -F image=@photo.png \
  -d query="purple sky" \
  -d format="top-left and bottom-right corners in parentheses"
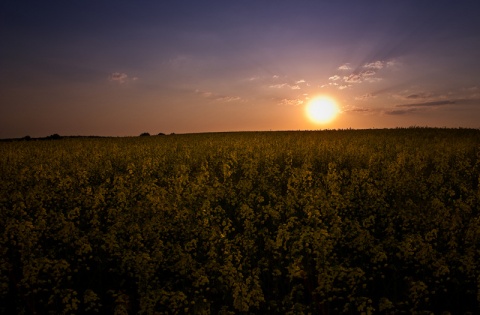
top-left (1, 1), bottom-right (480, 137)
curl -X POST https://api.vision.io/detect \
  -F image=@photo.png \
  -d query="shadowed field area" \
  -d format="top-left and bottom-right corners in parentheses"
top-left (1, 128), bottom-right (480, 314)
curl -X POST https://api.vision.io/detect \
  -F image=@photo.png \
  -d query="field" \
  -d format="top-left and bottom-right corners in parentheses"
top-left (1, 128), bottom-right (480, 314)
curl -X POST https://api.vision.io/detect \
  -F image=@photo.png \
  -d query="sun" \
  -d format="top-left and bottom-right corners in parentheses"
top-left (305, 96), bottom-right (339, 124)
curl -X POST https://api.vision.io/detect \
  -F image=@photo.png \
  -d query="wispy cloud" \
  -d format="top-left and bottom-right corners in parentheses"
top-left (363, 60), bottom-right (396, 69)
top-left (462, 86), bottom-right (480, 98)
top-left (326, 59), bottom-right (395, 89)
top-left (385, 108), bottom-right (418, 115)
top-left (343, 69), bottom-right (378, 84)
top-left (365, 77), bottom-right (383, 83)
top-left (396, 100), bottom-right (456, 107)
top-left (216, 96), bottom-right (241, 102)
top-left (405, 93), bottom-right (434, 100)
top-left (343, 74), bottom-right (363, 83)
top-left (363, 61), bottom-right (385, 69)
top-left (269, 83), bottom-right (301, 90)
top-left (196, 90), bottom-right (213, 98)
top-left (384, 99), bottom-right (457, 115)
top-left (166, 55), bottom-right (193, 69)
top-left (395, 87), bottom-right (480, 106)
top-left (362, 70), bottom-right (376, 77)
top-left (195, 89), bottom-right (242, 103)
top-left (345, 107), bottom-right (371, 112)
top-left (109, 72), bottom-right (138, 84)
top-left (321, 82), bottom-right (337, 88)
top-left (355, 93), bottom-right (375, 100)
top-left (278, 98), bottom-right (304, 106)
top-left (393, 90), bottom-right (446, 102)
top-left (386, 60), bottom-right (396, 67)
top-left (338, 63), bottom-right (351, 70)
top-left (247, 74), bottom-right (309, 91)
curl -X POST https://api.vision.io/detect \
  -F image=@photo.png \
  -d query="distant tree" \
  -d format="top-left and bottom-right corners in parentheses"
top-left (157, 132), bottom-right (166, 136)
top-left (47, 134), bottom-right (62, 140)
top-left (23, 135), bottom-right (31, 141)
top-left (140, 132), bottom-right (150, 137)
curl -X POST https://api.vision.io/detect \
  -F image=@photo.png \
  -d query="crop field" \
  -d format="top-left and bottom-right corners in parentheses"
top-left (1, 128), bottom-right (480, 314)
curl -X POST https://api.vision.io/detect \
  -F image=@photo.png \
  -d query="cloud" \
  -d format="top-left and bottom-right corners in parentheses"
top-left (363, 60), bottom-right (395, 70)
top-left (167, 55), bottom-right (192, 68)
top-left (386, 60), bottom-right (396, 67)
top-left (362, 70), bottom-right (376, 77)
top-left (269, 83), bottom-right (302, 90)
top-left (405, 93), bottom-right (433, 100)
top-left (109, 72), bottom-right (137, 84)
top-left (269, 83), bottom-right (288, 89)
top-left (338, 63), bottom-right (351, 70)
top-left (328, 59), bottom-right (395, 87)
top-left (248, 73), bottom-right (309, 90)
top-left (321, 83), bottom-right (336, 88)
top-left (215, 96), bottom-right (241, 102)
top-left (365, 77), bottom-right (383, 83)
top-left (393, 90), bottom-right (447, 102)
top-left (355, 93), bottom-right (375, 100)
top-left (344, 74), bottom-right (363, 83)
top-left (363, 61), bottom-right (385, 70)
top-left (396, 100), bottom-right (456, 107)
top-left (385, 108), bottom-right (418, 115)
top-left (384, 99), bottom-right (457, 115)
top-left (344, 69), bottom-right (380, 84)
top-left (279, 98), bottom-right (304, 106)
top-left (195, 90), bottom-right (213, 98)
top-left (342, 67), bottom-right (386, 84)
top-left (338, 85), bottom-right (350, 90)
top-left (462, 86), bottom-right (479, 98)
top-left (346, 107), bottom-right (371, 112)
top-left (195, 89), bottom-right (241, 103)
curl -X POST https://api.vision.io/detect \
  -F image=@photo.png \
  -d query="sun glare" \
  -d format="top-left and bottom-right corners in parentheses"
top-left (305, 96), bottom-right (339, 124)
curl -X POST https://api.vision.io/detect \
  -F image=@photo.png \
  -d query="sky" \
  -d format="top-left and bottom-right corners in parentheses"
top-left (1, 0), bottom-right (480, 138)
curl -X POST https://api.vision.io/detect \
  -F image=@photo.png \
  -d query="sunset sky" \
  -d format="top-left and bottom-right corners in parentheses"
top-left (1, 1), bottom-right (480, 138)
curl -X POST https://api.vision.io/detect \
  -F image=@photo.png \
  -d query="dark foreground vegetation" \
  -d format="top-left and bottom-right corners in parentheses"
top-left (1, 128), bottom-right (480, 314)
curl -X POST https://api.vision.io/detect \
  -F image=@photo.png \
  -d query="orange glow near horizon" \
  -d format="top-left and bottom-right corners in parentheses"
top-left (305, 96), bottom-right (340, 125)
